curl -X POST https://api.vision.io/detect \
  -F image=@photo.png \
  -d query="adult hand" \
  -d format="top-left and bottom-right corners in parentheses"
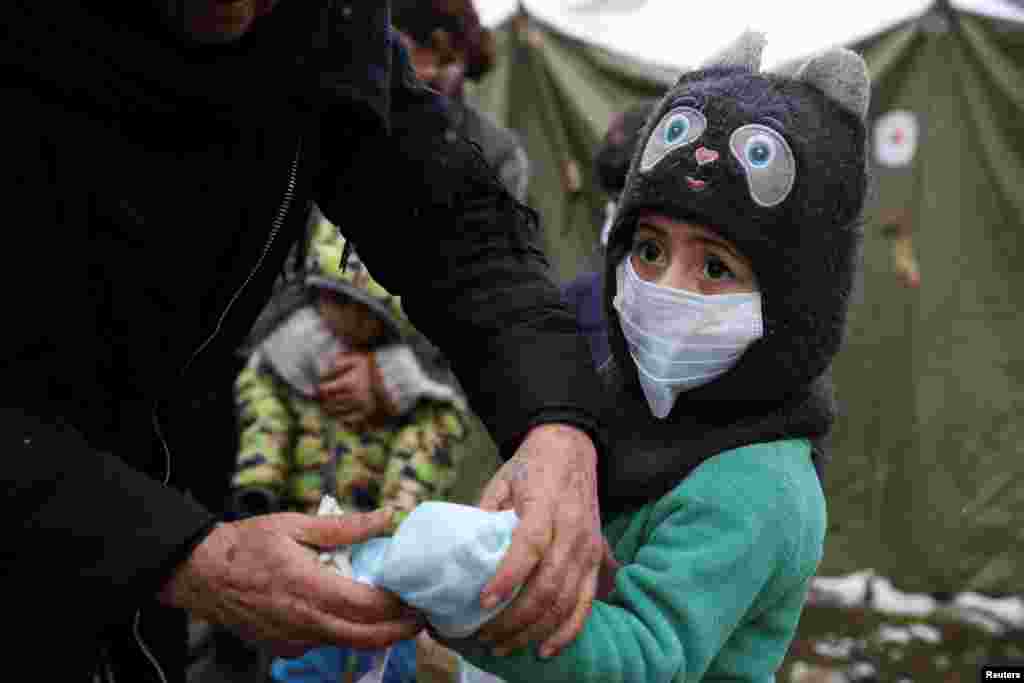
top-left (317, 351), bottom-right (394, 429)
top-left (475, 424), bottom-right (602, 659)
top-left (158, 510), bottom-right (423, 657)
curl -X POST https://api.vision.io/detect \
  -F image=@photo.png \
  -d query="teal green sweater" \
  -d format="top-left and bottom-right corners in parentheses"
top-left (458, 439), bottom-right (826, 682)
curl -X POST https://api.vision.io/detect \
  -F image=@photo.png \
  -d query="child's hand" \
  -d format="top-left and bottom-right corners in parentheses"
top-left (317, 351), bottom-right (393, 428)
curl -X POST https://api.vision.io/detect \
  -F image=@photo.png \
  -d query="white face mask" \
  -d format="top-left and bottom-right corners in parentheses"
top-left (612, 257), bottom-right (764, 418)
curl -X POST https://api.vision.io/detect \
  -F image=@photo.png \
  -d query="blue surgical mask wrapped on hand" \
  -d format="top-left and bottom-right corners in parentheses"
top-left (336, 501), bottom-right (521, 638)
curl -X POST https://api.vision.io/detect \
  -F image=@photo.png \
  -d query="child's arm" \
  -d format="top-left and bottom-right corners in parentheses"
top-left (229, 357), bottom-right (298, 516)
top-left (448, 454), bottom-right (810, 683)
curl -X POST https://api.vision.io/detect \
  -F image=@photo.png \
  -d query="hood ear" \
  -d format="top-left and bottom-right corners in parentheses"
top-left (696, 29), bottom-right (767, 73)
top-left (789, 47), bottom-right (871, 120)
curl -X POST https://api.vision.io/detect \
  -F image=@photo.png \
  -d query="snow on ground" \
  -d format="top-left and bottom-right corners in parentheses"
top-left (808, 571), bottom-right (1024, 633)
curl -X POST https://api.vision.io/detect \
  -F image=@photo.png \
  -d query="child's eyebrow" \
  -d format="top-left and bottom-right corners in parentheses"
top-left (635, 219), bottom-right (669, 237)
top-left (701, 235), bottom-right (746, 264)
top-left (688, 225), bottom-right (748, 263)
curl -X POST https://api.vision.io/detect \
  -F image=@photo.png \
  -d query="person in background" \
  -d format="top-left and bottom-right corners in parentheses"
top-left (392, 0), bottom-right (530, 201)
top-left (231, 221), bottom-right (468, 526)
top-left (562, 98), bottom-right (660, 369)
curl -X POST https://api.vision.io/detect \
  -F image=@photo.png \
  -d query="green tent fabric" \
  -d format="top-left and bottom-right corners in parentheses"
top-left (467, 2), bottom-right (1024, 595)
top-left (820, 1), bottom-right (1024, 595)
top-left (465, 12), bottom-right (679, 282)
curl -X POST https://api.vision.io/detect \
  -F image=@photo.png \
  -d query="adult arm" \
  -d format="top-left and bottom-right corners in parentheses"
top-left (314, 35), bottom-right (605, 463)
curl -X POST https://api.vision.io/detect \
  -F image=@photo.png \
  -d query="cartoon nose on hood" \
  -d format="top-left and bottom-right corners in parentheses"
top-left (695, 146), bottom-right (719, 166)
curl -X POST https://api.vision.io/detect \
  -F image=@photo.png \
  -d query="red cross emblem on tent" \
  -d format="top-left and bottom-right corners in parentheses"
top-left (874, 110), bottom-right (919, 167)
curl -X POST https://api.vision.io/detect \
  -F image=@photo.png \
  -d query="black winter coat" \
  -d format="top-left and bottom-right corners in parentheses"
top-left (0, 2), bottom-right (604, 680)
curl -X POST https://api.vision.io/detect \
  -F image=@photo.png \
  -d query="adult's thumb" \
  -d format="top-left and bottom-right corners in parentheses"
top-left (295, 508), bottom-right (394, 549)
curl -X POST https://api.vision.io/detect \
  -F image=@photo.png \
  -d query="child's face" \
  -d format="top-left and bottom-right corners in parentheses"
top-left (629, 213), bottom-right (757, 296)
top-left (316, 292), bottom-right (388, 350)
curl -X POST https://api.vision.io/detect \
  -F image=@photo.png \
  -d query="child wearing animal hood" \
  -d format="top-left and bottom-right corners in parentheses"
top-left (435, 31), bottom-right (871, 682)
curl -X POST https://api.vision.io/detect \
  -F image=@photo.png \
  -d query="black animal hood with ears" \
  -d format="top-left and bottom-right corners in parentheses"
top-left (598, 32), bottom-right (870, 519)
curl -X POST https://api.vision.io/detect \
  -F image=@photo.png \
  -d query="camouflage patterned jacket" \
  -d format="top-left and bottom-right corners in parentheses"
top-left (232, 324), bottom-right (469, 530)
top-left (233, 211), bottom-right (473, 529)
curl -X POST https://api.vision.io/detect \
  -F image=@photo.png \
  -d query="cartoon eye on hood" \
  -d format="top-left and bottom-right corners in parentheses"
top-left (639, 107), bottom-right (707, 173)
top-left (729, 124), bottom-right (796, 207)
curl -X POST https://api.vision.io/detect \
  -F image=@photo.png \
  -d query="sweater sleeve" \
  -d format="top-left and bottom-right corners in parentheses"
top-left (451, 457), bottom-right (803, 683)
top-left (314, 33), bottom-right (606, 460)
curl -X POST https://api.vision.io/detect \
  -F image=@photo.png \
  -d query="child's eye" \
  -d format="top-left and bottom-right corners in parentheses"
top-left (703, 255), bottom-right (736, 281)
top-left (632, 239), bottom-right (665, 265)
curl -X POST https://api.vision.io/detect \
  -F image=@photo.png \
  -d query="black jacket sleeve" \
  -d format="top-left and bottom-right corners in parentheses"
top-left (315, 37), bottom-right (607, 460)
top-left (1, 66), bottom-right (221, 632)
top-left (4, 408), bottom-right (217, 627)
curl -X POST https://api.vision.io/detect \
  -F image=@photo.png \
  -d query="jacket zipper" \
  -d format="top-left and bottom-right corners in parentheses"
top-left (137, 135), bottom-right (303, 683)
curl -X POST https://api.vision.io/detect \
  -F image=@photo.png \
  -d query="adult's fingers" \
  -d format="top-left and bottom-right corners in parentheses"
top-left (248, 598), bottom-right (422, 653)
top-left (259, 572), bottom-right (422, 649)
top-left (529, 502), bottom-right (603, 655)
top-left (286, 513), bottom-right (419, 625)
top-left (309, 608), bottom-right (424, 651)
top-left (291, 509), bottom-right (394, 549)
top-left (483, 520), bottom-right (577, 653)
top-left (310, 572), bottom-right (414, 625)
top-left (540, 564), bottom-right (599, 658)
top-left (479, 497), bottom-right (552, 610)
